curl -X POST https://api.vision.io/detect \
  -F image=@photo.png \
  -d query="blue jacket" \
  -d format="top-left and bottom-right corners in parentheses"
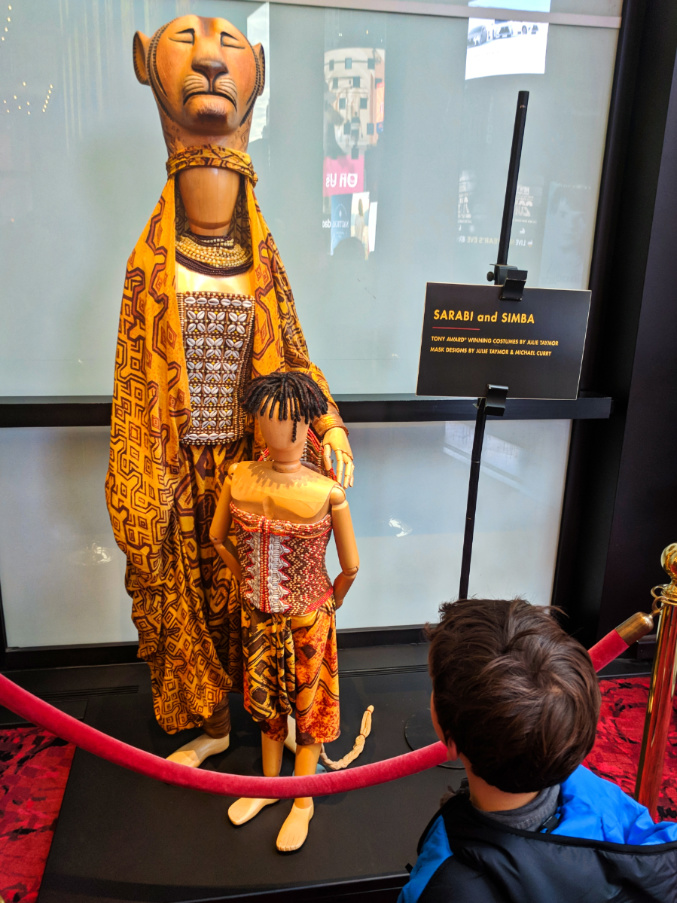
top-left (400, 766), bottom-right (677, 902)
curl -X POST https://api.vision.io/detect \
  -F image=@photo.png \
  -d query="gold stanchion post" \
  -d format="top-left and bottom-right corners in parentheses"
top-left (635, 543), bottom-right (677, 818)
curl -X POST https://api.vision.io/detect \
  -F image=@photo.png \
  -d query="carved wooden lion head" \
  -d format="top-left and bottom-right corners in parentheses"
top-left (134, 15), bottom-right (265, 154)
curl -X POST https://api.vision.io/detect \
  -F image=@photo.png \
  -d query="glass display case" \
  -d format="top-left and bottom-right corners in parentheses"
top-left (0, 0), bottom-right (621, 653)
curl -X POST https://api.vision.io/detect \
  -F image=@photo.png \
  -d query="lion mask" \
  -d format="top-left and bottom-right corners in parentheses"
top-left (133, 14), bottom-right (265, 155)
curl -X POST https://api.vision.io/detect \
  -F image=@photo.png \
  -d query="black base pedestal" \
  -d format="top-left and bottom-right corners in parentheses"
top-left (404, 709), bottom-right (465, 771)
top-left (38, 663), bottom-right (465, 903)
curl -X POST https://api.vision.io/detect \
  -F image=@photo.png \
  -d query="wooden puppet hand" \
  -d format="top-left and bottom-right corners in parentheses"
top-left (322, 428), bottom-right (354, 488)
top-left (332, 569), bottom-right (358, 609)
top-left (332, 576), bottom-right (345, 611)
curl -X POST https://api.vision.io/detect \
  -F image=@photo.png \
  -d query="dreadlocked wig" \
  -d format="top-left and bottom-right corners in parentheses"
top-left (242, 371), bottom-right (329, 442)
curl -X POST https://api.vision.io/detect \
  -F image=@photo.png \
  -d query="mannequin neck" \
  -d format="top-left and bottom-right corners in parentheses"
top-left (178, 167), bottom-right (241, 237)
top-left (270, 459), bottom-right (303, 474)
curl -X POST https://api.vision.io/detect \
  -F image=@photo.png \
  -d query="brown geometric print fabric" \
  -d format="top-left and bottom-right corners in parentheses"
top-left (106, 144), bottom-right (336, 581)
top-left (128, 439), bottom-right (250, 733)
top-left (106, 174), bottom-right (189, 581)
top-left (242, 597), bottom-right (340, 746)
top-left (105, 144), bottom-right (338, 733)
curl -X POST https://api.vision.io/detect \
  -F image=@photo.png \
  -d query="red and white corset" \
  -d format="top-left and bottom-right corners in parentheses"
top-left (230, 504), bottom-right (334, 616)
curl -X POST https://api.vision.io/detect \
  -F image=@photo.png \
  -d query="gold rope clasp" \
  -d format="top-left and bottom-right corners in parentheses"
top-left (651, 585), bottom-right (677, 614)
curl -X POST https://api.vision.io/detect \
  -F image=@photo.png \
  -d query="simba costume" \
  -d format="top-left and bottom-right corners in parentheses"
top-left (230, 492), bottom-right (340, 747)
top-left (106, 145), bottom-right (336, 734)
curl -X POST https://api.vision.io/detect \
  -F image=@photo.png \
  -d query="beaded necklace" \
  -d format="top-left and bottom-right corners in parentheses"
top-left (175, 230), bottom-right (252, 276)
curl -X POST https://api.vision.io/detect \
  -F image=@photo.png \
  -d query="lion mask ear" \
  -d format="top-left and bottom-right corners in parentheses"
top-left (253, 42), bottom-right (265, 97)
top-left (133, 31), bottom-right (151, 85)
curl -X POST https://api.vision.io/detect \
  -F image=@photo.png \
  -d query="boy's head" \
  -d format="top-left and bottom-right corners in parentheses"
top-left (428, 598), bottom-right (600, 794)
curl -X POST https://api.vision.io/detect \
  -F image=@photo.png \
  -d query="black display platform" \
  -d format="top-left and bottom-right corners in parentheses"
top-left (38, 661), bottom-right (463, 903)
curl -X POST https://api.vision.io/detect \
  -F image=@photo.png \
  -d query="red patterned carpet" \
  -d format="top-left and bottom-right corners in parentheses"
top-left (585, 677), bottom-right (677, 820)
top-left (0, 728), bottom-right (74, 903)
top-left (0, 676), bottom-right (675, 903)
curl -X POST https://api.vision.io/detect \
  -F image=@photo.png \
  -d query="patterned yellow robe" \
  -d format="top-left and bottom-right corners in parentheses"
top-left (105, 146), bottom-right (335, 733)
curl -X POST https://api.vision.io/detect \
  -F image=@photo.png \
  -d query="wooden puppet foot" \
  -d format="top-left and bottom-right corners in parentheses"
top-left (166, 732), bottom-right (230, 768)
top-left (276, 801), bottom-right (314, 852)
top-left (228, 796), bottom-right (279, 826)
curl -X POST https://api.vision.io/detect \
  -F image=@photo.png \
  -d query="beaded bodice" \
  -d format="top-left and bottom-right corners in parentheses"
top-left (177, 290), bottom-right (255, 445)
top-left (231, 504), bottom-right (334, 616)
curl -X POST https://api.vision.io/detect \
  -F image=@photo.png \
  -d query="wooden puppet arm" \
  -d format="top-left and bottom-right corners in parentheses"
top-left (209, 471), bottom-right (242, 581)
top-left (330, 487), bottom-right (359, 609)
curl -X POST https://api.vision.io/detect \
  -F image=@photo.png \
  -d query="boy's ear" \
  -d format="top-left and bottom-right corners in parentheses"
top-left (430, 691), bottom-right (458, 758)
top-left (446, 738), bottom-right (459, 760)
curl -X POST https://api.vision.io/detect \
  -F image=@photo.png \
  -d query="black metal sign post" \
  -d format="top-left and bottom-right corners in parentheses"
top-left (488, 90), bottom-right (530, 298)
top-left (405, 91), bottom-right (531, 762)
top-left (458, 384), bottom-right (508, 599)
top-left (457, 90), bottom-right (528, 601)
top-left (408, 90), bottom-right (592, 758)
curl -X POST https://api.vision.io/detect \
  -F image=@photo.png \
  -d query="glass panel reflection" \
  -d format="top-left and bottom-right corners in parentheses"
top-left (0, 421), bottom-right (571, 647)
top-left (0, 428), bottom-right (132, 647)
top-left (0, 0), bottom-right (618, 396)
top-left (325, 419), bottom-right (571, 629)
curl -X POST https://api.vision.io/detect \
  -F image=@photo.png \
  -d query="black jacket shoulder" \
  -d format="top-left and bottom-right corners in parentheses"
top-left (418, 794), bottom-right (677, 903)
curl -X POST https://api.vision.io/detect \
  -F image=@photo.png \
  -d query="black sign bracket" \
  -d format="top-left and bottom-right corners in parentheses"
top-left (487, 91), bottom-right (530, 303)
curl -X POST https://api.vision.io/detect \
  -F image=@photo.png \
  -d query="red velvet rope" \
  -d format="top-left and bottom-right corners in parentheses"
top-left (0, 630), bottom-right (622, 798)
top-left (0, 673), bottom-right (447, 798)
top-left (587, 628), bottom-right (629, 673)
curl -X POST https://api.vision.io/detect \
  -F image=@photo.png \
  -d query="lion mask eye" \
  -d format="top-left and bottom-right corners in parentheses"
top-left (221, 32), bottom-right (245, 48)
top-left (171, 28), bottom-right (195, 44)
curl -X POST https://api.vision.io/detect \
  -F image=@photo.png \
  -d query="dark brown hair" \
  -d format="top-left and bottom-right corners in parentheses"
top-left (428, 598), bottom-right (600, 793)
top-left (242, 371), bottom-right (328, 442)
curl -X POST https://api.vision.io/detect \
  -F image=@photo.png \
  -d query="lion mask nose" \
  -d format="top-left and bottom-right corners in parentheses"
top-left (192, 55), bottom-right (228, 81)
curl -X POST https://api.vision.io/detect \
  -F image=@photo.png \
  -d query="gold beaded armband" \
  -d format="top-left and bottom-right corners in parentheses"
top-left (313, 410), bottom-right (349, 439)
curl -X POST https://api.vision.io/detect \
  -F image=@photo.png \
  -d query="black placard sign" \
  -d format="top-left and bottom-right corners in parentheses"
top-left (416, 283), bottom-right (591, 399)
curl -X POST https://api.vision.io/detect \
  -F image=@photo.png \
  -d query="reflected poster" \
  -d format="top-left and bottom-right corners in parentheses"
top-left (322, 16), bottom-right (385, 258)
top-left (465, 0), bottom-right (550, 81)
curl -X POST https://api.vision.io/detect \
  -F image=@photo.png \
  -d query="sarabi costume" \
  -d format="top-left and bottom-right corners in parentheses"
top-left (106, 145), bottom-right (338, 735)
top-left (230, 485), bottom-right (341, 747)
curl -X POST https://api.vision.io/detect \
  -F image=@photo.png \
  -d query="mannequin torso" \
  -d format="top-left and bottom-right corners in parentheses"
top-left (229, 460), bottom-right (342, 524)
